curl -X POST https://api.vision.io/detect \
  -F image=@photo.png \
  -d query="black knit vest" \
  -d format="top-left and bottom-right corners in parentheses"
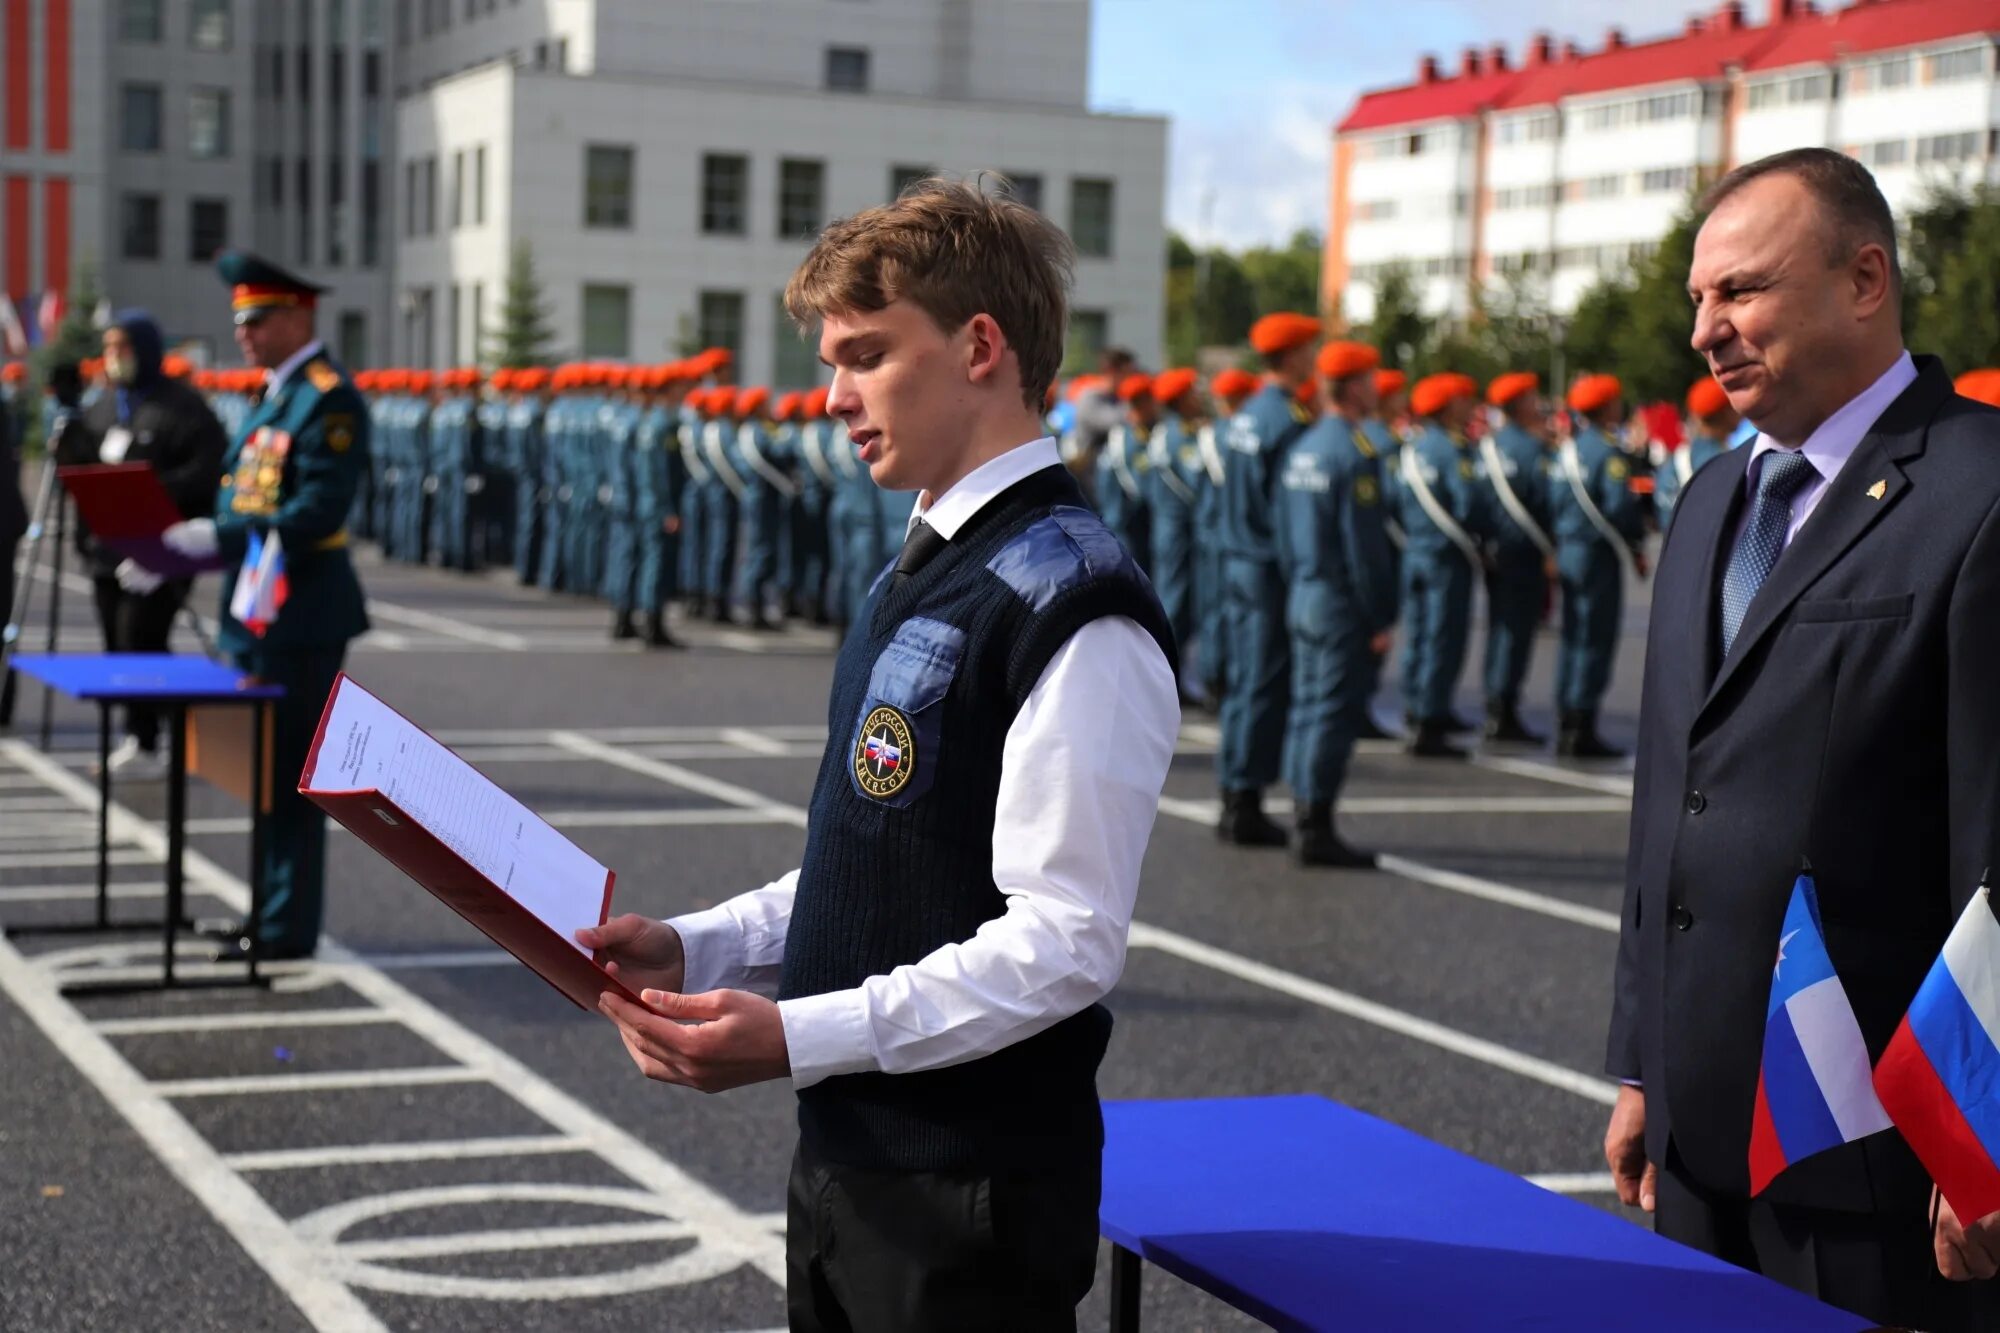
top-left (780, 464), bottom-right (1177, 1173)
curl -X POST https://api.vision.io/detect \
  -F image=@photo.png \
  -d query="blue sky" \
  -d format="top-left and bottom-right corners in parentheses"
top-left (1088, 0), bottom-right (1655, 249)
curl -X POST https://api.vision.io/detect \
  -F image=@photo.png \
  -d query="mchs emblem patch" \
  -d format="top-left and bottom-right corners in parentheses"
top-left (854, 705), bottom-right (917, 799)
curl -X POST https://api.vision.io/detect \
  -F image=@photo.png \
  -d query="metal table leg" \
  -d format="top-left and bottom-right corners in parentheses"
top-left (245, 699), bottom-right (268, 985)
top-left (1110, 1243), bottom-right (1142, 1333)
top-left (161, 703), bottom-right (186, 986)
top-left (95, 702), bottom-right (110, 929)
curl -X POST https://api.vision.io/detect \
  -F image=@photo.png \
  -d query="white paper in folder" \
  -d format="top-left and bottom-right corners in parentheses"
top-left (304, 676), bottom-right (610, 956)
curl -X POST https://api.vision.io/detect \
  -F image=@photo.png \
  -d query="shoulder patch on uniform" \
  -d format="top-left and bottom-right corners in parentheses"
top-left (324, 412), bottom-right (356, 453)
top-left (1607, 456), bottom-right (1629, 481)
top-left (1355, 474), bottom-right (1379, 506)
top-left (306, 359), bottom-right (341, 393)
top-left (986, 504), bottom-right (1140, 612)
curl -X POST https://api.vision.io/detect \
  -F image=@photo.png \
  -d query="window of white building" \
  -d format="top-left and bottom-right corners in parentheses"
top-left (586, 145), bottom-right (635, 229)
top-left (698, 291), bottom-right (744, 360)
top-left (190, 198), bottom-right (229, 262)
top-left (1923, 46), bottom-right (1987, 84)
top-left (1916, 131), bottom-right (1980, 166)
top-left (1065, 309), bottom-right (1108, 374)
top-left (1847, 54), bottom-right (1912, 93)
top-left (191, 0), bottom-right (232, 50)
top-left (825, 46), bottom-right (870, 92)
top-left (1070, 178), bottom-right (1115, 257)
top-left (581, 284), bottom-right (631, 359)
top-left (778, 159), bottom-right (824, 239)
top-left (772, 294), bottom-right (820, 388)
top-left (702, 154), bottom-right (748, 235)
top-left (1746, 72), bottom-right (1830, 110)
top-left (120, 0), bottom-right (163, 42)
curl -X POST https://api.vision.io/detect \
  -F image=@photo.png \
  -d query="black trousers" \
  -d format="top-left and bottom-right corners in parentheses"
top-left (1656, 1146), bottom-right (2000, 1331)
top-left (786, 1141), bottom-right (1100, 1333)
top-left (90, 574), bottom-right (190, 748)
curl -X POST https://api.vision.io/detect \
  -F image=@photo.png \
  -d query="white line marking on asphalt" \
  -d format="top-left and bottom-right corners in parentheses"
top-left (152, 1066), bottom-right (485, 1097)
top-left (0, 773), bottom-right (48, 790)
top-left (1473, 755), bottom-right (1634, 797)
top-left (94, 1008), bottom-right (396, 1036)
top-left (0, 933), bottom-right (390, 1332)
top-left (2, 737), bottom-right (791, 1294)
top-left (226, 1134), bottom-right (592, 1173)
top-left (0, 882), bottom-right (164, 903)
top-left (365, 600), bottom-right (531, 650)
top-left (1525, 1171), bottom-right (1619, 1194)
top-left (548, 732), bottom-right (809, 829)
top-left (0, 847), bottom-right (158, 869)
top-left (719, 727), bottom-right (791, 757)
top-left (340, 1218), bottom-right (696, 1261)
top-left (1125, 921), bottom-right (1621, 1106)
top-left (1375, 855), bottom-right (1620, 934)
top-left (1158, 794), bottom-right (1626, 820)
top-left (353, 949), bottom-right (513, 970)
top-left (0, 793), bottom-right (88, 811)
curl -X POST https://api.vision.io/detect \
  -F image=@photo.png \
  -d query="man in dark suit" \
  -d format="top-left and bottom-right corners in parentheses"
top-left (1603, 147), bottom-right (2000, 1329)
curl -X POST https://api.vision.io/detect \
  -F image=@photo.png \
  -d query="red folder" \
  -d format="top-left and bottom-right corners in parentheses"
top-left (299, 673), bottom-right (641, 1012)
top-left (57, 463), bottom-right (228, 576)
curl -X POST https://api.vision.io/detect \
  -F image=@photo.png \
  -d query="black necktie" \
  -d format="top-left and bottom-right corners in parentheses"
top-left (892, 519), bottom-right (947, 587)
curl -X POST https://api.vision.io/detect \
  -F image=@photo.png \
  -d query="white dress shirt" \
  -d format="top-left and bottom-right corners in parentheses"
top-left (667, 436), bottom-right (1181, 1088)
top-left (1738, 351), bottom-right (1916, 550)
top-left (265, 339), bottom-right (326, 395)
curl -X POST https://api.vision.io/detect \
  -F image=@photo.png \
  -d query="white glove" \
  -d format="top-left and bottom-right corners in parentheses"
top-left (161, 518), bottom-right (220, 560)
top-left (115, 559), bottom-right (164, 595)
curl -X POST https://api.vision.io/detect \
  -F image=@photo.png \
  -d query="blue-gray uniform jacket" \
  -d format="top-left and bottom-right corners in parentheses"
top-left (1480, 421), bottom-right (1555, 559)
top-left (1222, 382), bottom-right (1315, 563)
top-left (1655, 431), bottom-right (1730, 528)
top-left (1394, 424), bottom-right (1491, 564)
top-left (1096, 420), bottom-right (1153, 562)
top-left (1278, 415), bottom-right (1400, 635)
top-left (1552, 425), bottom-right (1646, 561)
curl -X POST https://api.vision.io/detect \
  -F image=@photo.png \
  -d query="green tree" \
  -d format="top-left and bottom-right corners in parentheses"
top-left (1240, 229), bottom-right (1324, 323)
top-left (22, 257), bottom-right (103, 454)
top-left (1611, 203), bottom-right (1709, 404)
top-left (1562, 272), bottom-right (1636, 386)
top-left (1903, 182), bottom-right (1974, 337)
top-left (1162, 230), bottom-right (1257, 367)
top-left (1365, 263), bottom-right (1431, 371)
top-left (485, 239), bottom-right (557, 369)
top-left (1918, 185), bottom-right (2000, 375)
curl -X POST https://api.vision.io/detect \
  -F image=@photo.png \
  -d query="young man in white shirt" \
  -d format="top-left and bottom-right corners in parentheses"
top-left (582, 177), bottom-right (1181, 1332)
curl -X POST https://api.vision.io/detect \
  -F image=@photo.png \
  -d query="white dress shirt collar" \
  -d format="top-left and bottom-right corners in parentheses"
top-left (909, 436), bottom-right (1062, 541)
top-left (266, 339), bottom-right (326, 394)
top-left (1744, 350), bottom-right (1916, 493)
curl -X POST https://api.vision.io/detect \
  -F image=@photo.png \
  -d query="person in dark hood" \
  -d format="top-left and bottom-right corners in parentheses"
top-left (76, 309), bottom-right (226, 778)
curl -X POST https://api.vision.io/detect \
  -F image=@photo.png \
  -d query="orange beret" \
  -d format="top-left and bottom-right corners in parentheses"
top-left (0, 362), bottom-right (24, 384)
top-left (774, 391), bottom-right (803, 421)
top-left (804, 386), bottom-right (830, 418)
top-left (1210, 368), bottom-right (1260, 403)
top-left (1249, 312), bottom-right (1322, 357)
top-left (1373, 369), bottom-right (1407, 399)
top-left (1685, 377), bottom-right (1732, 419)
top-left (1568, 374), bottom-right (1623, 414)
top-left (1117, 373), bottom-right (1155, 403)
top-left (1486, 372), bottom-right (1539, 407)
top-left (736, 386), bottom-right (770, 418)
top-left (1410, 373), bottom-right (1477, 418)
top-left (1152, 368), bottom-right (1199, 405)
top-left (1315, 341), bottom-right (1380, 381)
top-left (1954, 369), bottom-right (2000, 409)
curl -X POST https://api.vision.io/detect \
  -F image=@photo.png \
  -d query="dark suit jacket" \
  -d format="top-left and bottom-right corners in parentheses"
top-left (1608, 356), bottom-right (2000, 1209)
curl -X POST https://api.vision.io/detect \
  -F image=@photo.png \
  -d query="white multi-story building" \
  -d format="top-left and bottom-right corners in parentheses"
top-left (0, 0), bottom-right (1164, 382)
top-left (0, 0), bottom-right (393, 369)
top-left (1328, 0), bottom-right (2000, 324)
top-left (393, 0), bottom-right (1166, 386)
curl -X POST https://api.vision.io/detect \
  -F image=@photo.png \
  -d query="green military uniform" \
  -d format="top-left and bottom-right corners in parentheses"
top-left (211, 252), bottom-right (369, 958)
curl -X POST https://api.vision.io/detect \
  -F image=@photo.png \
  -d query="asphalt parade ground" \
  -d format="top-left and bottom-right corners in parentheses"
top-left (0, 544), bottom-right (1652, 1332)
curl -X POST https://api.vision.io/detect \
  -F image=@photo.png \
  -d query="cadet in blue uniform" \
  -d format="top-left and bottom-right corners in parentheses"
top-left (1216, 313), bottom-right (1321, 845)
top-left (1656, 377), bottom-right (1737, 528)
top-left (602, 365), bottom-right (647, 639)
top-left (164, 253), bottom-right (370, 962)
top-left (568, 366), bottom-right (610, 599)
top-left (1477, 372), bottom-right (1557, 745)
top-left (1278, 342), bottom-right (1399, 867)
top-left (1551, 374), bottom-right (1646, 758)
top-left (734, 386), bottom-right (792, 631)
top-left (367, 369), bottom-right (402, 555)
top-left (791, 386), bottom-right (836, 624)
top-left (1097, 374), bottom-right (1156, 574)
top-left (825, 397), bottom-right (876, 627)
top-left (1197, 369), bottom-right (1258, 704)
top-left (677, 384), bottom-right (716, 616)
top-left (538, 366), bottom-right (578, 591)
top-left (1146, 368), bottom-right (1205, 689)
top-left (1394, 373), bottom-right (1491, 759)
top-left (429, 368), bottom-right (481, 571)
top-left (630, 364), bottom-right (684, 648)
top-left (1356, 369), bottom-right (1409, 740)
top-left (701, 387), bottom-right (750, 623)
top-left (506, 367), bottom-right (549, 583)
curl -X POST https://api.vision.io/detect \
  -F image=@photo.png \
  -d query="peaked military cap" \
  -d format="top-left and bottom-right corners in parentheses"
top-left (216, 251), bottom-right (329, 325)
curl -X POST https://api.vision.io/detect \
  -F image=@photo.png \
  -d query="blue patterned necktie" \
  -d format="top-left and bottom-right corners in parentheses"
top-left (1719, 450), bottom-right (1818, 656)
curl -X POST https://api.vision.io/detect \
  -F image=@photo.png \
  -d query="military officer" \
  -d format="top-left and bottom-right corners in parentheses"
top-left (1098, 374), bottom-right (1157, 573)
top-left (1551, 374), bottom-right (1646, 758)
top-left (160, 253), bottom-right (369, 962)
top-left (1478, 372), bottom-right (1557, 745)
top-left (1146, 368), bottom-right (1206, 685)
top-left (1278, 342), bottom-right (1399, 867)
top-left (734, 386), bottom-right (792, 631)
top-left (1216, 313), bottom-right (1321, 846)
top-left (1395, 373), bottom-right (1491, 759)
top-left (1656, 377), bottom-right (1738, 527)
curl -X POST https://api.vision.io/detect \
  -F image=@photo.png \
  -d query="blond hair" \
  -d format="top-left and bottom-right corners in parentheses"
top-left (785, 175), bottom-right (1074, 409)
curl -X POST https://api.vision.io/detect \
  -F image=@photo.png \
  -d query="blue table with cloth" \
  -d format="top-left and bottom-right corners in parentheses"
top-left (1100, 1097), bottom-right (1868, 1332)
top-left (5, 653), bottom-right (283, 992)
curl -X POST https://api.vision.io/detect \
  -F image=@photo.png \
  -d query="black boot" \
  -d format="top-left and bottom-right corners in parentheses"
top-left (1444, 708), bottom-right (1481, 735)
top-left (709, 598), bottom-right (734, 624)
top-left (1407, 718), bottom-right (1469, 760)
top-left (1295, 801), bottom-right (1376, 869)
top-left (612, 610), bottom-right (638, 641)
top-left (1484, 699), bottom-right (1544, 746)
top-left (1354, 710), bottom-right (1395, 742)
top-left (1216, 789), bottom-right (1289, 848)
top-left (644, 610), bottom-right (682, 649)
top-left (1557, 710), bottom-right (1625, 759)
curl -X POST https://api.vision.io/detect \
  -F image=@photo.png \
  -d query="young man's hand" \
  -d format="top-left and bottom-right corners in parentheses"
top-left (577, 913), bottom-right (686, 995)
top-left (598, 988), bottom-right (791, 1093)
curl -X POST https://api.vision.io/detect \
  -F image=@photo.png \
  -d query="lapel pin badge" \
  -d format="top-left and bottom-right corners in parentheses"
top-left (1866, 480), bottom-right (1887, 500)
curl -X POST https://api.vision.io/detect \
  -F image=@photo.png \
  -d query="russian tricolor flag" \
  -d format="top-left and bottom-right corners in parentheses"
top-left (1873, 884), bottom-right (2000, 1224)
top-left (229, 530), bottom-right (289, 638)
top-left (1748, 872), bottom-right (1892, 1194)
